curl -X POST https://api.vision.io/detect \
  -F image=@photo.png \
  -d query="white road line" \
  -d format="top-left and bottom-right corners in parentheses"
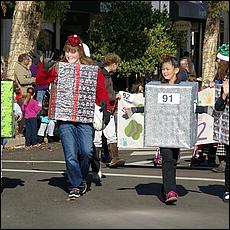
top-left (2, 160), bottom-right (65, 163)
top-left (2, 169), bottom-right (224, 182)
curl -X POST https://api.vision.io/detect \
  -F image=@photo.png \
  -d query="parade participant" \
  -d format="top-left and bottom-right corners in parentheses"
top-left (214, 74), bottom-right (229, 203)
top-left (213, 43), bottom-right (229, 202)
top-left (92, 53), bottom-right (125, 185)
top-left (37, 34), bottom-right (110, 200)
top-left (123, 56), bottom-right (209, 205)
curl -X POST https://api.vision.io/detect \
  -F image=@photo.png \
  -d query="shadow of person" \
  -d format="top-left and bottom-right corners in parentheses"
top-left (37, 172), bottom-right (69, 193)
top-left (198, 184), bottom-right (224, 199)
top-left (135, 182), bottom-right (188, 197)
top-left (37, 172), bottom-right (92, 194)
top-left (1, 177), bottom-right (25, 193)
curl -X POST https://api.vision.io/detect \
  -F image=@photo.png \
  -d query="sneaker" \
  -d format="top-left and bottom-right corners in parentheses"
top-left (68, 188), bottom-right (81, 200)
top-left (223, 192), bottom-right (229, 203)
top-left (212, 162), bottom-right (226, 173)
top-left (165, 191), bottom-right (178, 205)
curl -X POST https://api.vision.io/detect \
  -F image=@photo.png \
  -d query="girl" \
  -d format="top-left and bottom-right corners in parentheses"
top-left (123, 56), bottom-right (208, 205)
top-left (37, 34), bottom-right (110, 200)
top-left (21, 87), bottom-right (41, 149)
top-left (214, 74), bottom-right (229, 203)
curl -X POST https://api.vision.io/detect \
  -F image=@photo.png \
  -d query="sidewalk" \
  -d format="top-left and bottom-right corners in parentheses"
top-left (4, 135), bottom-right (25, 148)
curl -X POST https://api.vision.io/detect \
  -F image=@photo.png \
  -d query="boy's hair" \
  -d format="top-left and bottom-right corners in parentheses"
top-left (102, 53), bottom-right (121, 66)
top-left (27, 87), bottom-right (35, 95)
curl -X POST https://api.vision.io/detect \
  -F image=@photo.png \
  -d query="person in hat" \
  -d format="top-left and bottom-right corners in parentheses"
top-left (35, 34), bottom-right (111, 200)
top-left (213, 43), bottom-right (229, 202)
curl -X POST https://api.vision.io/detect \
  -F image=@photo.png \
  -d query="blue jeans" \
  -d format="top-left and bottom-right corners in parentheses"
top-left (25, 118), bottom-right (38, 146)
top-left (36, 90), bottom-right (46, 104)
top-left (58, 121), bottom-right (94, 190)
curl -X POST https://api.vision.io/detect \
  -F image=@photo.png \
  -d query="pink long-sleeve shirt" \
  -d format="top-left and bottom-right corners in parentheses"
top-left (21, 98), bottom-right (41, 119)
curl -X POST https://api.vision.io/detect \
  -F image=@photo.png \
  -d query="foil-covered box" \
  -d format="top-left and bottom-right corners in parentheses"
top-left (144, 81), bottom-right (198, 149)
top-left (1, 80), bottom-right (15, 137)
top-left (49, 63), bottom-right (98, 123)
top-left (213, 84), bottom-right (229, 145)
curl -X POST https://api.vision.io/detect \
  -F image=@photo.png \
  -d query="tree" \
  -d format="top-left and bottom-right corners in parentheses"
top-left (88, 1), bottom-right (183, 85)
top-left (201, 1), bottom-right (229, 83)
top-left (1, 1), bottom-right (70, 80)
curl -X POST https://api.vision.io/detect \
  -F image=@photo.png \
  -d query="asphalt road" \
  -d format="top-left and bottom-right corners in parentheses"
top-left (1, 142), bottom-right (229, 229)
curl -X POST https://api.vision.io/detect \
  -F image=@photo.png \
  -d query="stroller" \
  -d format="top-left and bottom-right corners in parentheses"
top-left (152, 147), bottom-right (181, 167)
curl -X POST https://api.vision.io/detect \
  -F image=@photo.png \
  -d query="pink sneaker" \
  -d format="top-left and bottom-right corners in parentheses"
top-left (165, 191), bottom-right (178, 205)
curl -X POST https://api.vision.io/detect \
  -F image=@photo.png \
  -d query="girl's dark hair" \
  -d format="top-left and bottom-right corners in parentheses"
top-left (27, 87), bottom-right (35, 95)
top-left (161, 55), bottom-right (179, 68)
top-left (160, 55), bottom-right (180, 83)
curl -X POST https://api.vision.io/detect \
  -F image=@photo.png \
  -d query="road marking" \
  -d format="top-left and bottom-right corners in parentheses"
top-left (2, 160), bottom-right (65, 163)
top-left (2, 169), bottom-right (224, 182)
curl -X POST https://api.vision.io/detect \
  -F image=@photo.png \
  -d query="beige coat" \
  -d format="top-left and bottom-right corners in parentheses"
top-left (14, 62), bottom-right (36, 96)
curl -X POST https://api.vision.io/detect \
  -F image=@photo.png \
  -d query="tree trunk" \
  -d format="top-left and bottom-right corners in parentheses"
top-left (201, 12), bottom-right (220, 83)
top-left (7, 1), bottom-right (42, 80)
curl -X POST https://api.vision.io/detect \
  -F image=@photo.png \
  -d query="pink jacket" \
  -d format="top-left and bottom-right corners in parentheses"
top-left (21, 98), bottom-right (41, 119)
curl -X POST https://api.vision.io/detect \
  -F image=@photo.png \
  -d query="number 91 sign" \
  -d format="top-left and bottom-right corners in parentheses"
top-left (195, 113), bottom-right (218, 145)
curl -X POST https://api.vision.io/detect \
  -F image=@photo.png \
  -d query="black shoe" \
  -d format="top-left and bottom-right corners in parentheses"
top-left (92, 172), bottom-right (102, 186)
top-left (80, 180), bottom-right (87, 195)
top-left (68, 188), bottom-right (81, 200)
top-left (47, 136), bottom-right (54, 143)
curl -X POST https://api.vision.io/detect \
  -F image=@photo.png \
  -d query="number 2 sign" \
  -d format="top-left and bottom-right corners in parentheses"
top-left (195, 113), bottom-right (218, 145)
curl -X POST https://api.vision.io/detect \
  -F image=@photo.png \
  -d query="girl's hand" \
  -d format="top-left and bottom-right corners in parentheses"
top-left (17, 113), bottom-right (23, 121)
top-left (116, 93), bottom-right (121, 100)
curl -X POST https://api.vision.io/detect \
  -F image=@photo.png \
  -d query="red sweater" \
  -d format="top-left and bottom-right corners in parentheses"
top-left (36, 63), bottom-right (110, 110)
top-left (36, 63), bottom-right (57, 87)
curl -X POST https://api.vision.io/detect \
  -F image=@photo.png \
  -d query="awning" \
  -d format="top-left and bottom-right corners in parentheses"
top-left (170, 1), bottom-right (208, 20)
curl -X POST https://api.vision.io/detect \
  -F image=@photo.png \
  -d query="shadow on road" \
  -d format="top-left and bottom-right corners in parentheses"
top-left (37, 173), bottom-right (69, 193)
top-left (134, 182), bottom-right (188, 197)
top-left (1, 177), bottom-right (25, 193)
top-left (198, 184), bottom-right (224, 198)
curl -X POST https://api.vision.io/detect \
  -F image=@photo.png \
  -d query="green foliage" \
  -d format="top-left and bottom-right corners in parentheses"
top-left (88, 1), bottom-right (183, 78)
top-left (207, 1), bottom-right (229, 19)
top-left (1, 0), bottom-right (15, 17)
top-left (38, 1), bottom-right (71, 24)
top-left (1, 1), bottom-right (70, 23)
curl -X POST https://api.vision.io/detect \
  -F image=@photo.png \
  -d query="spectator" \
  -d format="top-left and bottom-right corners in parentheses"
top-left (180, 57), bottom-right (197, 82)
top-left (37, 90), bottom-right (58, 144)
top-left (21, 87), bottom-right (42, 149)
top-left (14, 53), bottom-right (36, 98)
top-left (14, 53), bottom-right (36, 134)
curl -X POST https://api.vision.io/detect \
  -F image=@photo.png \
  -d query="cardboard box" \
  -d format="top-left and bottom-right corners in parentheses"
top-left (1, 80), bottom-right (15, 137)
top-left (48, 63), bottom-right (98, 123)
top-left (144, 81), bottom-right (198, 149)
top-left (213, 84), bottom-right (229, 145)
